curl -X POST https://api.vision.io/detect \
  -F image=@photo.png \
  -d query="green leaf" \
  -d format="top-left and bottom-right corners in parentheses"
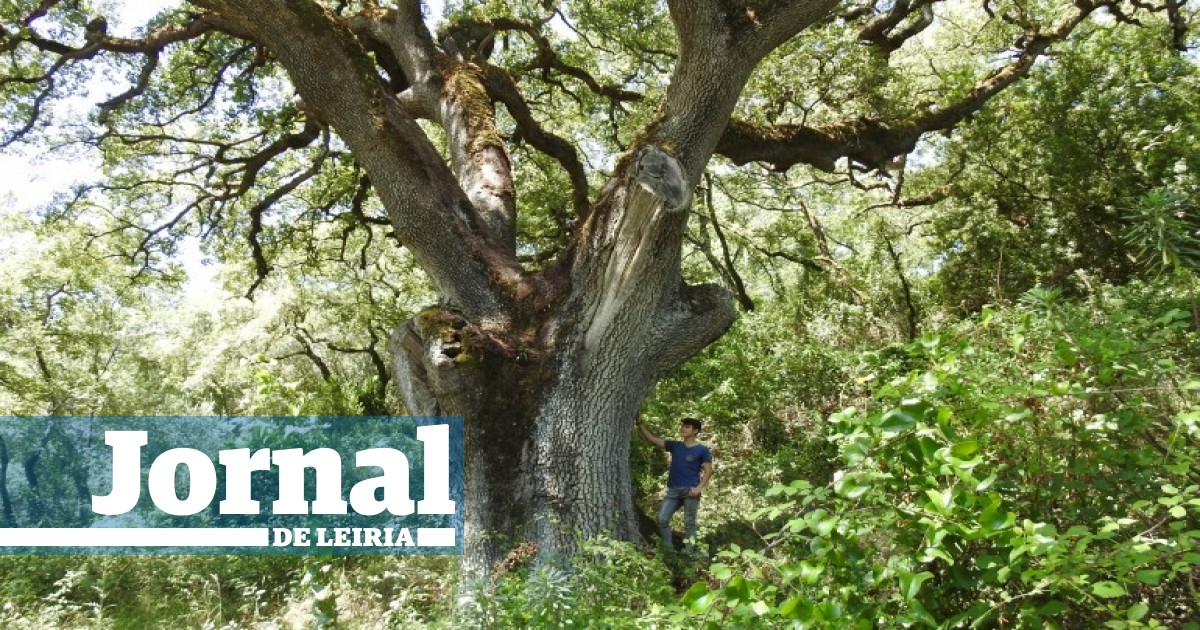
top-left (681, 580), bottom-right (705, 604)
top-left (1135, 570), bottom-right (1165, 585)
top-left (724, 575), bottom-right (750, 602)
top-left (976, 473), bottom-right (997, 492)
top-left (925, 489), bottom-right (950, 512)
top-left (1039, 600), bottom-right (1068, 616)
top-left (1092, 581), bottom-right (1128, 598)
top-left (799, 560), bottom-right (824, 585)
top-left (779, 595), bottom-right (815, 621)
top-left (899, 570), bottom-right (934, 601)
top-left (689, 592), bottom-right (714, 613)
top-left (710, 563), bottom-right (732, 581)
top-left (834, 475), bottom-right (870, 499)
top-left (1127, 602), bottom-right (1149, 621)
top-left (979, 503), bottom-right (1012, 531)
top-left (908, 598), bottom-right (938, 628)
top-left (880, 407), bottom-right (918, 434)
top-left (917, 436), bottom-right (941, 462)
top-left (950, 439), bottom-right (980, 459)
top-left (922, 546), bottom-right (954, 565)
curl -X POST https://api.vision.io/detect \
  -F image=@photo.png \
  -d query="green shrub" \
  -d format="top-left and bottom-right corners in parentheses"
top-left (669, 281), bottom-right (1200, 627)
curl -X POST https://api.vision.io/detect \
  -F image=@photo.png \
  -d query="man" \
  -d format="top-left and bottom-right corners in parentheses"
top-left (636, 417), bottom-right (713, 552)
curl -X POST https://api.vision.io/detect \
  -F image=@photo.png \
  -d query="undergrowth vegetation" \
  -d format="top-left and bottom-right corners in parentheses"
top-left (1, 280), bottom-right (1195, 628)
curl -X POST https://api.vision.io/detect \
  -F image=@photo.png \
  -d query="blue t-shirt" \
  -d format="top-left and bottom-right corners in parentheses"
top-left (664, 440), bottom-right (712, 489)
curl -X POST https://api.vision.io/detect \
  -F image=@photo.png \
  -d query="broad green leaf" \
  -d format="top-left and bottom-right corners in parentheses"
top-left (950, 439), bottom-right (980, 459)
top-left (779, 595), bottom-right (815, 621)
top-left (880, 407), bottom-right (918, 434)
top-left (979, 503), bottom-right (1012, 531)
top-left (1135, 570), bottom-right (1165, 585)
top-left (908, 598), bottom-right (938, 628)
top-left (899, 570), bottom-right (934, 601)
top-left (799, 560), bottom-right (824, 585)
top-left (1092, 581), bottom-right (1128, 598)
top-left (834, 475), bottom-right (870, 499)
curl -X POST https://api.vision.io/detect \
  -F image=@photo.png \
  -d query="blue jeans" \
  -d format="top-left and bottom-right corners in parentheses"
top-left (657, 487), bottom-right (700, 550)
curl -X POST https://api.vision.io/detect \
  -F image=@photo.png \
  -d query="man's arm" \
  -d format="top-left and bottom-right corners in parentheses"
top-left (690, 462), bottom-right (713, 497)
top-left (636, 418), bottom-right (665, 449)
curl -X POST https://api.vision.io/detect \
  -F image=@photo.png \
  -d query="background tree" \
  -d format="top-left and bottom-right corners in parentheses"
top-left (0, 0), bottom-right (1190, 579)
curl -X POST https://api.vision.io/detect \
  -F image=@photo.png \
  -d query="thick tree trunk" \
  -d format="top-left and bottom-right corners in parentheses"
top-left (389, 147), bottom-right (735, 579)
top-left (391, 317), bottom-right (649, 578)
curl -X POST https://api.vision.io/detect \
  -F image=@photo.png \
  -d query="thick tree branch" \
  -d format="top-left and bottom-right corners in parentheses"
top-left (83, 17), bottom-right (216, 53)
top-left (0, 14), bottom-right (223, 146)
top-left (653, 0), bottom-right (838, 180)
top-left (706, 202), bottom-right (753, 311)
top-left (652, 0), bottom-right (750, 179)
top-left (1165, 0), bottom-right (1188, 51)
top-left (667, 0), bottom-right (727, 54)
top-left (882, 236), bottom-right (919, 341)
top-left (716, 1), bottom-right (1104, 172)
top-left (216, 118), bottom-right (323, 197)
top-left (480, 65), bottom-right (590, 219)
top-left (67, 111), bottom-right (330, 279)
top-left (568, 147), bottom-right (696, 356)
top-left (856, 0), bottom-right (939, 55)
top-left (4, 14), bottom-right (214, 56)
top-left (759, 247), bottom-right (828, 272)
top-left (857, 183), bottom-right (954, 217)
top-left (350, 4), bottom-right (517, 248)
top-left (791, 199), bottom-right (867, 302)
top-left (440, 17), bottom-right (643, 105)
top-left (648, 282), bottom-right (737, 378)
top-left (738, 0), bottom-right (846, 60)
top-left (695, 174), bottom-right (754, 311)
top-left (438, 62), bottom-right (517, 248)
top-left (96, 52), bottom-right (159, 124)
top-left (195, 0), bottom-right (519, 320)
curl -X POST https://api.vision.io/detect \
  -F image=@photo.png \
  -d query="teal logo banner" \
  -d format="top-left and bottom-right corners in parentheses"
top-left (0, 416), bottom-right (463, 555)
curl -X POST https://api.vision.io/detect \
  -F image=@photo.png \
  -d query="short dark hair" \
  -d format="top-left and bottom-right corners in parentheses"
top-left (681, 417), bottom-right (702, 432)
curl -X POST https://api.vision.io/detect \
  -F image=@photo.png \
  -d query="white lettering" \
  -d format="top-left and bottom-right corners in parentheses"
top-left (148, 448), bottom-right (217, 516)
top-left (219, 448), bottom-right (271, 514)
top-left (416, 424), bottom-right (455, 514)
top-left (349, 448), bottom-right (414, 516)
top-left (92, 431), bottom-right (147, 516)
top-left (272, 527), bottom-right (293, 546)
top-left (272, 448), bottom-right (347, 515)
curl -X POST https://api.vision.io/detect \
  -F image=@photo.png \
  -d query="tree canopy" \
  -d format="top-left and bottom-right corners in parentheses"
top-left (3, 0), bottom-right (1188, 293)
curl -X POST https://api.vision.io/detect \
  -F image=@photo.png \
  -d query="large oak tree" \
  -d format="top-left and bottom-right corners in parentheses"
top-left (1, 0), bottom-right (1186, 577)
